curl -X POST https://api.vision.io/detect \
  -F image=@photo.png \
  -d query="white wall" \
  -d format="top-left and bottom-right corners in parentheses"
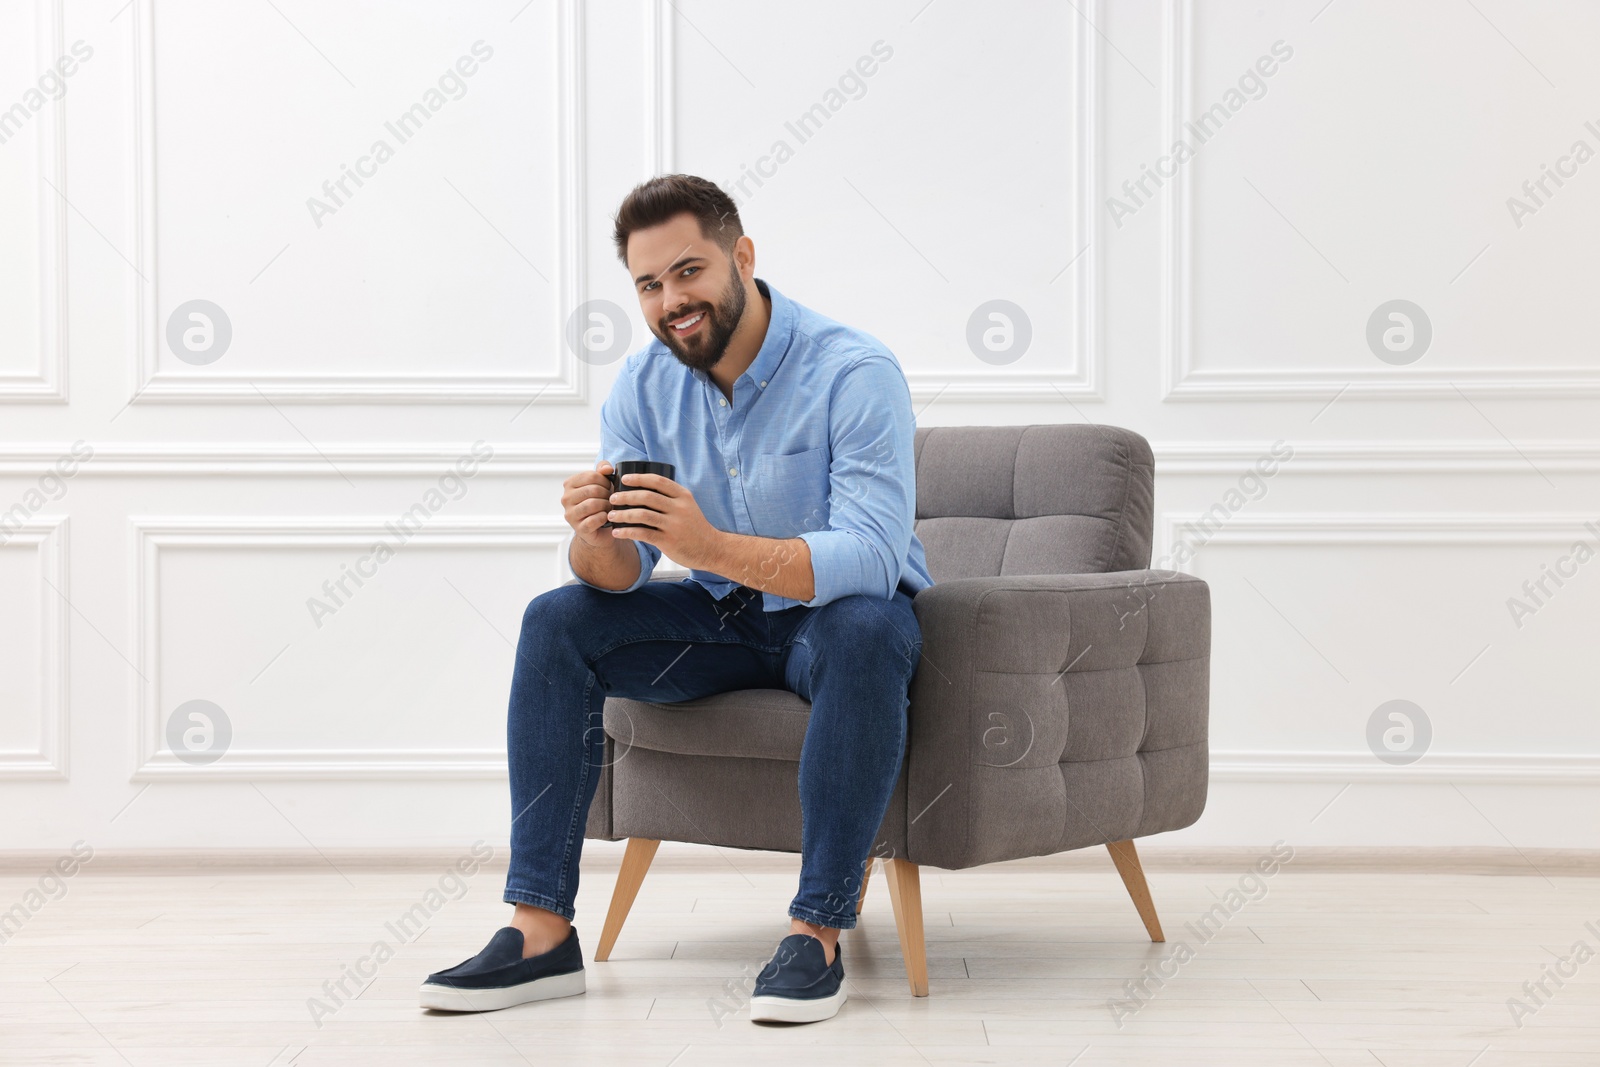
top-left (2, 0), bottom-right (1596, 854)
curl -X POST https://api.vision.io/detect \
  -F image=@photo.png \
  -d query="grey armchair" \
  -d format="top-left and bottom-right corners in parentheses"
top-left (571, 423), bottom-right (1211, 995)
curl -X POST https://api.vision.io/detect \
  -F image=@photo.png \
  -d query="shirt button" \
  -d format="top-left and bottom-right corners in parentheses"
top-left (759, 380), bottom-right (767, 387)
top-left (728, 467), bottom-right (738, 477)
top-left (719, 397), bottom-right (727, 406)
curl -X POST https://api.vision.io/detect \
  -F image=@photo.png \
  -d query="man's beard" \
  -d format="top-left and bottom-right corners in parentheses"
top-left (657, 269), bottom-right (747, 373)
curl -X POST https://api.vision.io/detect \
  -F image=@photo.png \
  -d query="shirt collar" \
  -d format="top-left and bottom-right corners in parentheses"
top-left (691, 276), bottom-right (794, 390)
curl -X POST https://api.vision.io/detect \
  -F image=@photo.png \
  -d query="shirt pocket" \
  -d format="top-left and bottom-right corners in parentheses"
top-left (747, 446), bottom-right (831, 538)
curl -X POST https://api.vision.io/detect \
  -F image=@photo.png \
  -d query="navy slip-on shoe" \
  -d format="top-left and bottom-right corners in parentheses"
top-left (749, 933), bottom-right (846, 1023)
top-left (419, 925), bottom-right (585, 1012)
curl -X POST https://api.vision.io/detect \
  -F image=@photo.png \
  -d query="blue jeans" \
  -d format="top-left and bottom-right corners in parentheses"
top-left (503, 577), bottom-right (922, 930)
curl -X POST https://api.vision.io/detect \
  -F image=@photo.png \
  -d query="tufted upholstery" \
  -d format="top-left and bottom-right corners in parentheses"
top-left (912, 424), bottom-right (1154, 577)
top-left (578, 423), bottom-right (1211, 873)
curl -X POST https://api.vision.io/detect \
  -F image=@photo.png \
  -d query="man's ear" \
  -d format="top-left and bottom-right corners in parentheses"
top-left (733, 235), bottom-right (755, 280)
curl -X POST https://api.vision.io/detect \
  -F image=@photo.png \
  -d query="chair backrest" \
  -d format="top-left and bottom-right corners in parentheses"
top-left (912, 424), bottom-right (1154, 581)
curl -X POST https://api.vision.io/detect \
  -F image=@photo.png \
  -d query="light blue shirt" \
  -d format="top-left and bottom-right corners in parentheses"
top-left (574, 277), bottom-right (934, 611)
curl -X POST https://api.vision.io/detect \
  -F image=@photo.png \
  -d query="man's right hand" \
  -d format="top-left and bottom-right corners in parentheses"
top-left (563, 460), bottom-right (619, 550)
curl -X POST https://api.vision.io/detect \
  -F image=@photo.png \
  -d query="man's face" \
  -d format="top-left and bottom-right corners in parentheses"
top-left (628, 212), bottom-right (747, 374)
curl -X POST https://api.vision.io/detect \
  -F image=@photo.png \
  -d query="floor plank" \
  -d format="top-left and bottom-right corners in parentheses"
top-left (0, 848), bottom-right (1596, 1065)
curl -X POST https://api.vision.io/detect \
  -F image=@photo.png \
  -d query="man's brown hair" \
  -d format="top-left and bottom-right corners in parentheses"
top-left (611, 173), bottom-right (743, 267)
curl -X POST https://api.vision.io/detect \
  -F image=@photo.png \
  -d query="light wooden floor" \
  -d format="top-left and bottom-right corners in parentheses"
top-left (1, 845), bottom-right (1597, 1065)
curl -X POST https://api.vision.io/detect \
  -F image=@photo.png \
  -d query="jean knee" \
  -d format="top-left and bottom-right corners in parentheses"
top-left (814, 595), bottom-right (919, 670)
top-left (520, 583), bottom-right (590, 639)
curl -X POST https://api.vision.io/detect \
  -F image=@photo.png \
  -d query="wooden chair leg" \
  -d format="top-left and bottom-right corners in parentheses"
top-left (881, 858), bottom-right (928, 996)
top-left (594, 837), bottom-right (660, 962)
top-left (856, 857), bottom-right (873, 913)
top-left (1106, 839), bottom-right (1165, 942)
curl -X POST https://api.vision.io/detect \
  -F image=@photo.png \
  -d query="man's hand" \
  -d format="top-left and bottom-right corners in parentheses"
top-left (563, 460), bottom-right (622, 549)
top-left (607, 472), bottom-right (722, 570)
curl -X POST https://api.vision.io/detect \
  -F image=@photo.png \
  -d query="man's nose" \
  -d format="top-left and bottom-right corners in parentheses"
top-left (660, 278), bottom-right (695, 311)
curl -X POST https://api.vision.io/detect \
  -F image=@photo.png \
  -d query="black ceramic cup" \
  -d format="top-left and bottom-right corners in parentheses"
top-left (602, 460), bottom-right (675, 529)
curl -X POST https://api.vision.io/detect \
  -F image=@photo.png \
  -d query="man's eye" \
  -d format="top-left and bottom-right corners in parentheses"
top-left (682, 266), bottom-right (699, 277)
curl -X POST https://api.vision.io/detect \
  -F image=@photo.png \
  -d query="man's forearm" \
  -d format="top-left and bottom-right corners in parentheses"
top-left (703, 530), bottom-right (813, 602)
top-left (570, 534), bottom-right (642, 591)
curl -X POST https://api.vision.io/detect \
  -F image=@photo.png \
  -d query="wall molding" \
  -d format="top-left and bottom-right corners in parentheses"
top-left (1164, 511), bottom-right (1600, 783)
top-left (127, 0), bottom-right (589, 404)
top-left (1163, 510), bottom-right (1600, 554)
top-left (134, 748), bottom-right (510, 781)
top-left (0, 517), bottom-right (69, 780)
top-left (0, 0), bottom-right (67, 403)
top-left (1151, 440), bottom-right (1600, 473)
top-left (10, 439), bottom-right (1600, 475)
top-left (1, 841), bottom-right (1595, 870)
top-left (113, 510), bottom-right (1600, 784)
top-left (1158, 0), bottom-right (1600, 400)
top-left (647, 0), bottom-right (674, 176)
top-left (0, 443), bottom-right (596, 475)
top-left (652, 0), bottom-right (1103, 401)
top-left (1210, 750), bottom-right (1600, 785)
top-left (129, 516), bottom-right (572, 780)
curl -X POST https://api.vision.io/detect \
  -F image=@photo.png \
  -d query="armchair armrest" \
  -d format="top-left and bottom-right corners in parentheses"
top-left (904, 570), bottom-right (1211, 870)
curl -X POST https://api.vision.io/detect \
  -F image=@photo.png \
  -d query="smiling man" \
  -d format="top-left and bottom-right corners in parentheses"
top-left (420, 174), bottom-right (934, 1025)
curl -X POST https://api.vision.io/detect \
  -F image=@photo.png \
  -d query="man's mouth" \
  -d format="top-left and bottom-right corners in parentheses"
top-left (668, 311), bottom-right (706, 336)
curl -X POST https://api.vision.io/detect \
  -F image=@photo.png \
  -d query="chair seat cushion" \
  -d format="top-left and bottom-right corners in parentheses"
top-left (603, 689), bottom-right (812, 762)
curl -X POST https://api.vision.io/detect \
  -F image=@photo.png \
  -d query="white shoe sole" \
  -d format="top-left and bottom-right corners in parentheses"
top-left (418, 967), bottom-right (586, 1012)
top-left (749, 987), bottom-right (847, 1023)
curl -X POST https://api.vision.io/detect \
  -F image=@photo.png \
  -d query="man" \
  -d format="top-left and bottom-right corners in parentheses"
top-left (420, 174), bottom-right (934, 1025)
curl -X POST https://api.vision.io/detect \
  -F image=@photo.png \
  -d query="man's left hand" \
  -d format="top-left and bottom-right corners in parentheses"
top-left (607, 473), bottom-right (721, 570)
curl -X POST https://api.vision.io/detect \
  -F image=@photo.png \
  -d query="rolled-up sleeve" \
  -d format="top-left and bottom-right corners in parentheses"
top-left (570, 356), bottom-right (661, 594)
top-left (796, 354), bottom-right (917, 607)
